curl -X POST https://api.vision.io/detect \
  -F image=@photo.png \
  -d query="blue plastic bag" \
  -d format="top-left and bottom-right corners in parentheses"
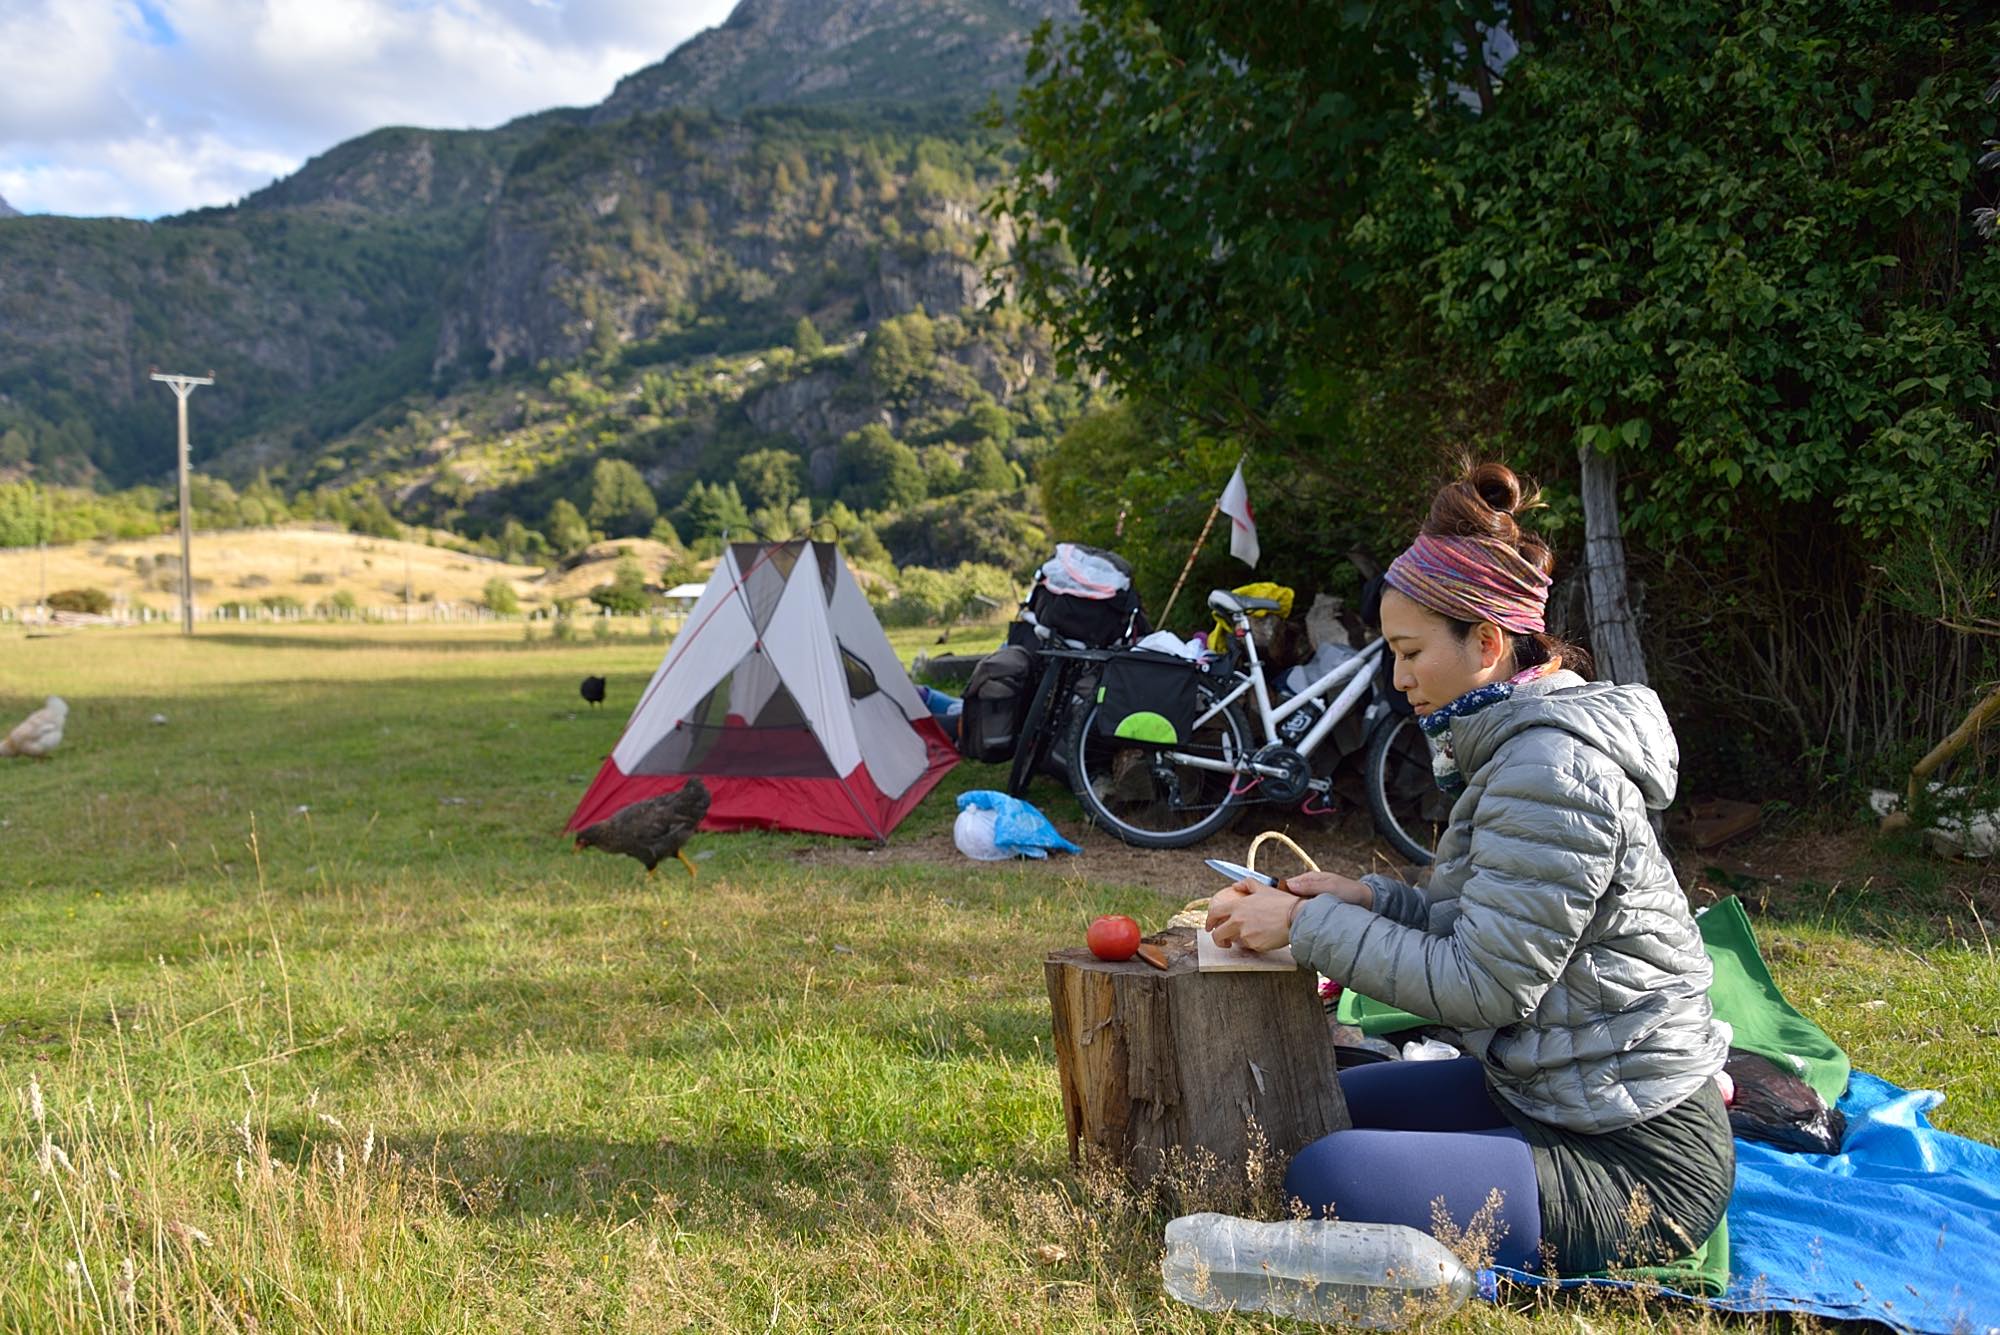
top-left (955, 790), bottom-right (1081, 859)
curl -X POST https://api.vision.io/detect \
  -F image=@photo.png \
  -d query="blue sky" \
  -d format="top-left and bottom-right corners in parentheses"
top-left (0, 0), bottom-right (739, 220)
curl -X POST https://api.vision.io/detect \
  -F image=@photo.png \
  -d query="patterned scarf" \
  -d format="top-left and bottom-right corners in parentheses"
top-left (1385, 533), bottom-right (1552, 634)
top-left (1417, 659), bottom-right (1564, 796)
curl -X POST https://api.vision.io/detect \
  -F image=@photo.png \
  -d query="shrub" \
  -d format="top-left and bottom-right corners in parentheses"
top-left (483, 577), bottom-right (521, 615)
top-left (46, 587), bottom-right (112, 615)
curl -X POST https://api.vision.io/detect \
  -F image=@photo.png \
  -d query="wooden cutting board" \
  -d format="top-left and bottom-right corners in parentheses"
top-left (1196, 927), bottom-right (1298, 972)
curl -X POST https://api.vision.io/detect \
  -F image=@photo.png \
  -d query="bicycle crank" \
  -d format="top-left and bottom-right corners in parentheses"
top-left (1247, 744), bottom-right (1313, 805)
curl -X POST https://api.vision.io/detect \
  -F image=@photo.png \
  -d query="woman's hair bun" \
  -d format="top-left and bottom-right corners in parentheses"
top-left (1421, 460), bottom-right (1554, 577)
top-left (1469, 461), bottom-right (1531, 516)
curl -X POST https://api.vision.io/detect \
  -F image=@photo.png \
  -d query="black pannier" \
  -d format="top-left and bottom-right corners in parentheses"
top-left (1015, 544), bottom-right (1148, 649)
top-left (1092, 650), bottom-right (1202, 747)
top-left (957, 645), bottom-right (1038, 763)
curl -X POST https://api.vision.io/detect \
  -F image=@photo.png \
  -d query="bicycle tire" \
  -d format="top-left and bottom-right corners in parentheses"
top-left (1006, 656), bottom-right (1066, 797)
top-left (1363, 711), bottom-right (1440, 866)
top-left (1068, 682), bottom-right (1249, 849)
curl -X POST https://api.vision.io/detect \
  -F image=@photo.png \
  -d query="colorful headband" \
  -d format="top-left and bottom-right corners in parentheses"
top-left (1384, 533), bottom-right (1551, 635)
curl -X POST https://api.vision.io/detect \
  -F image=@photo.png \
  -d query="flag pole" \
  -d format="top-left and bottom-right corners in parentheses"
top-left (1156, 500), bottom-right (1221, 630)
top-left (1157, 453), bottom-right (1249, 629)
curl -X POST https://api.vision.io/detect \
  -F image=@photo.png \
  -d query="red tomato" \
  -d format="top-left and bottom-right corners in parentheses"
top-left (1087, 914), bottom-right (1142, 961)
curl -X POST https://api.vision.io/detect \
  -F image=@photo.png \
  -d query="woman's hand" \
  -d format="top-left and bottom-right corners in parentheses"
top-left (1279, 871), bottom-right (1374, 909)
top-left (1205, 884), bottom-right (1304, 954)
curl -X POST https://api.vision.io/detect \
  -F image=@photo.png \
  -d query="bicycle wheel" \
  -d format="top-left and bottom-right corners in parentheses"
top-left (1069, 682), bottom-right (1249, 848)
top-left (1006, 656), bottom-right (1066, 797)
top-left (1363, 711), bottom-right (1444, 866)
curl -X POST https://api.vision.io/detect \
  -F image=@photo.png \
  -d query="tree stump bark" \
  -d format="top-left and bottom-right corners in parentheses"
top-left (1044, 927), bottom-right (1348, 1190)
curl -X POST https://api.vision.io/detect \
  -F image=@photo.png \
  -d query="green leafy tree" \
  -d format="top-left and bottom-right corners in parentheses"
top-left (353, 494), bottom-right (400, 540)
top-left (963, 439), bottom-right (1019, 493)
top-left (882, 566), bottom-right (959, 627)
top-left (589, 554), bottom-right (650, 614)
top-left (921, 447), bottom-right (966, 497)
top-left (879, 492), bottom-right (1048, 573)
top-left (835, 424), bottom-right (927, 512)
top-left (958, 399), bottom-right (1014, 445)
top-left (0, 481), bottom-right (54, 548)
top-left (586, 458), bottom-right (658, 538)
top-left (793, 315), bottom-right (826, 358)
top-left (1000, 0), bottom-right (2000, 770)
top-left (675, 480), bottom-right (752, 540)
top-left (818, 500), bottom-right (891, 567)
top-left (546, 498), bottom-right (592, 555)
top-left (482, 577), bottom-right (521, 614)
top-left (495, 518), bottom-right (550, 565)
top-left (734, 448), bottom-right (805, 512)
top-left (864, 309), bottom-right (937, 405)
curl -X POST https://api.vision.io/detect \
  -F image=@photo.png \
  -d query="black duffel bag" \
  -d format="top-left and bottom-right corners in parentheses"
top-left (957, 645), bottom-right (1038, 763)
top-left (1092, 650), bottom-right (1202, 747)
top-left (1014, 544), bottom-right (1149, 649)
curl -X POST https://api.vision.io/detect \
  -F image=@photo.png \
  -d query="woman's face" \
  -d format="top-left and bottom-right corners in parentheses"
top-left (1379, 587), bottom-right (1512, 716)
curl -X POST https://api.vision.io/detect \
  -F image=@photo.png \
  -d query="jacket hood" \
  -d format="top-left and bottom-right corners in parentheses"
top-left (1447, 671), bottom-right (1680, 809)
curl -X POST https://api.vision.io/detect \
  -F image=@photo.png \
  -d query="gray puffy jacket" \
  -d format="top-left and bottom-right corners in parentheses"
top-left (1291, 671), bottom-right (1728, 1134)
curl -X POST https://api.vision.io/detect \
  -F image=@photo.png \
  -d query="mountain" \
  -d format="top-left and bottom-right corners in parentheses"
top-left (0, 194), bottom-right (18, 219)
top-left (0, 0), bottom-right (1080, 575)
top-left (593, 0), bottom-right (1075, 122)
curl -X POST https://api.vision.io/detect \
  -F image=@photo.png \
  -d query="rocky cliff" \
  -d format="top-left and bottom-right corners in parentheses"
top-left (592, 0), bottom-right (1075, 122)
top-left (0, 194), bottom-right (19, 219)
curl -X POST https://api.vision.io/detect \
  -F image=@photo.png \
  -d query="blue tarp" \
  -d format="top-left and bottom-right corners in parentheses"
top-left (1716, 1070), bottom-right (2000, 1334)
top-left (1495, 1072), bottom-right (2000, 1333)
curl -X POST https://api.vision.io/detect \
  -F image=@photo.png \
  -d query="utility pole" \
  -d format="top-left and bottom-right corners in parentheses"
top-left (149, 369), bottom-right (214, 636)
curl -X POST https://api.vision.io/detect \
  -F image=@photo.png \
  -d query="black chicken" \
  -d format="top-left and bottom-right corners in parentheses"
top-left (573, 778), bottom-right (711, 877)
top-left (579, 675), bottom-right (607, 707)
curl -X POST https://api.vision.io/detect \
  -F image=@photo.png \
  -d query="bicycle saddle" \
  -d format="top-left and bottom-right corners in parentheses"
top-left (1208, 590), bottom-right (1284, 616)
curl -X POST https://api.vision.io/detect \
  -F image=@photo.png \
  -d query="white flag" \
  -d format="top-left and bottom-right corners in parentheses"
top-left (1219, 461), bottom-right (1259, 567)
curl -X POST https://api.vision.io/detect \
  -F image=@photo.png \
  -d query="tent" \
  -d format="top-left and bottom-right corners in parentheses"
top-left (567, 539), bottom-right (958, 840)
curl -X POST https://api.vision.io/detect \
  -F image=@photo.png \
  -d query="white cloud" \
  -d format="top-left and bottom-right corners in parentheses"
top-left (0, 0), bottom-right (739, 219)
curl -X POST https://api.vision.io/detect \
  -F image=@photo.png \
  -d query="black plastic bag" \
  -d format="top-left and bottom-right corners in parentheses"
top-left (1724, 1049), bottom-right (1847, 1155)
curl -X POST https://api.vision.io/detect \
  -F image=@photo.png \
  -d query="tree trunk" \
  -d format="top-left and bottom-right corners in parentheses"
top-left (1578, 444), bottom-right (1650, 686)
top-left (1044, 928), bottom-right (1348, 1191)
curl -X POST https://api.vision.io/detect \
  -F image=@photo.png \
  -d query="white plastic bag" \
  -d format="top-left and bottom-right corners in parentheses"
top-left (1038, 543), bottom-right (1131, 600)
top-left (953, 807), bottom-right (1010, 861)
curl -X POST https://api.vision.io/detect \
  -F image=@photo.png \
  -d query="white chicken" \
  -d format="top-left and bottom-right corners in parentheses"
top-left (0, 696), bottom-right (67, 759)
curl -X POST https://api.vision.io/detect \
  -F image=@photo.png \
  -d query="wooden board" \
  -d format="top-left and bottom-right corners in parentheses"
top-left (1196, 927), bottom-right (1298, 972)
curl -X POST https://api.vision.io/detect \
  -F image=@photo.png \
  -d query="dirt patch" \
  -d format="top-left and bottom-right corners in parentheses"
top-left (793, 805), bottom-right (1424, 901)
top-left (797, 795), bottom-right (1998, 926)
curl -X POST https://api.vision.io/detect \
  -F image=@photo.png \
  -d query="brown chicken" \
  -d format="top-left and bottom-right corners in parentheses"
top-left (573, 778), bottom-right (711, 877)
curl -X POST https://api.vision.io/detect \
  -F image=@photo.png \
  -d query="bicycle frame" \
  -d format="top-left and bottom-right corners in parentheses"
top-left (1169, 615), bottom-right (1387, 785)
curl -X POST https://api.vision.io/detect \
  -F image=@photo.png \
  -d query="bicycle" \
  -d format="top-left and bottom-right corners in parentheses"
top-left (1064, 588), bottom-right (1446, 861)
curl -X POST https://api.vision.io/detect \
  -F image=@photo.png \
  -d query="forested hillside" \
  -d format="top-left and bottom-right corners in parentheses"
top-left (0, 0), bottom-right (1083, 600)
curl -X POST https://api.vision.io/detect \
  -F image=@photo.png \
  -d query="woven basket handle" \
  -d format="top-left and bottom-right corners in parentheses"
top-left (1246, 830), bottom-right (1319, 892)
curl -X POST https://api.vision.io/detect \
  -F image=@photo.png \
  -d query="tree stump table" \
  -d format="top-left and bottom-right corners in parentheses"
top-left (1044, 927), bottom-right (1348, 1190)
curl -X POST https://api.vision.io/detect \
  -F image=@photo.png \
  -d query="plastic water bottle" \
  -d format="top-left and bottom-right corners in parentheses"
top-left (1161, 1214), bottom-right (1491, 1328)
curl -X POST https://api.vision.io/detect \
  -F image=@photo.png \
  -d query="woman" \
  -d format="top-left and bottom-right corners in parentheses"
top-left (1206, 463), bottom-right (1732, 1274)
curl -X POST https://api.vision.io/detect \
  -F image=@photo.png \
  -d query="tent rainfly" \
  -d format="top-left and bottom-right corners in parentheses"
top-left (567, 540), bottom-right (957, 841)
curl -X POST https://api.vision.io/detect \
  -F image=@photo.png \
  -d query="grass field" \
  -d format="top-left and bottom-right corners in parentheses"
top-left (1, 622), bottom-right (1994, 1331)
top-left (0, 528), bottom-right (550, 617)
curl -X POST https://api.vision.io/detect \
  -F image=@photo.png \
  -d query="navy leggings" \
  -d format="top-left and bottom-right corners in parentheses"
top-left (1284, 1057), bottom-right (1544, 1270)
